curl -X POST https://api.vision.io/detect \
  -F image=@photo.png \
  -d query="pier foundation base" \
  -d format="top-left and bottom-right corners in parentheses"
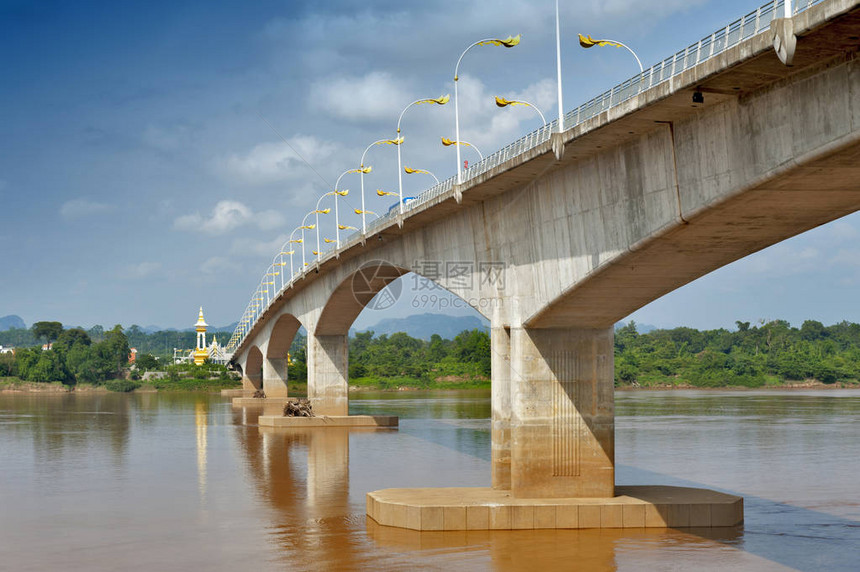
top-left (366, 486), bottom-right (742, 530)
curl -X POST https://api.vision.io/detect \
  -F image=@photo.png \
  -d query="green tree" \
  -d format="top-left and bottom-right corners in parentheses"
top-left (103, 325), bottom-right (130, 377)
top-left (135, 353), bottom-right (160, 371)
top-left (32, 321), bottom-right (63, 346)
top-left (53, 328), bottom-right (91, 354)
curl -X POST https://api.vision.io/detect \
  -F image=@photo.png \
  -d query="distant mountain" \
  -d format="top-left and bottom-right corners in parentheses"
top-left (356, 313), bottom-right (489, 340)
top-left (0, 315), bottom-right (26, 331)
top-left (132, 323), bottom-right (238, 334)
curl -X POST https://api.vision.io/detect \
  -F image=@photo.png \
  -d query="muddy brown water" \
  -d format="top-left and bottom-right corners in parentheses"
top-left (1, 389), bottom-right (858, 571)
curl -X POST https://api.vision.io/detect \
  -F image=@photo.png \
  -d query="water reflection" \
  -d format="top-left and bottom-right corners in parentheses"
top-left (232, 405), bottom-right (392, 568)
top-left (367, 523), bottom-right (743, 571)
top-left (195, 400), bottom-right (208, 501)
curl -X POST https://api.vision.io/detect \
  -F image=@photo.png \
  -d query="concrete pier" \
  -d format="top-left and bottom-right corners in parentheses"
top-left (367, 486), bottom-right (743, 530)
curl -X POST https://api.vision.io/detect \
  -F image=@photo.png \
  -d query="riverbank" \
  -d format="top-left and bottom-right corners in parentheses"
top-left (616, 379), bottom-right (860, 391)
top-left (0, 377), bottom-right (242, 393)
top-left (5, 376), bottom-right (859, 394)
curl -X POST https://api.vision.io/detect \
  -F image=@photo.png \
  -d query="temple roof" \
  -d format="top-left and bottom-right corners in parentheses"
top-left (195, 306), bottom-right (208, 328)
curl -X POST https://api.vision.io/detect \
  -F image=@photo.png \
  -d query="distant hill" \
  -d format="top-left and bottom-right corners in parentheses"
top-left (136, 322), bottom-right (238, 334)
top-left (0, 315), bottom-right (25, 331)
top-left (356, 313), bottom-right (489, 340)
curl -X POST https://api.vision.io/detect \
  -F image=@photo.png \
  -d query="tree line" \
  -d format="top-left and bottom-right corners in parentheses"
top-left (0, 323), bottom-right (130, 384)
top-left (615, 319), bottom-right (860, 387)
top-left (5, 318), bottom-right (860, 389)
top-left (282, 329), bottom-right (491, 387)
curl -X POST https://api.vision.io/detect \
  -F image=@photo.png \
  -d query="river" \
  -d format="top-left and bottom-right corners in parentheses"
top-left (1, 389), bottom-right (858, 571)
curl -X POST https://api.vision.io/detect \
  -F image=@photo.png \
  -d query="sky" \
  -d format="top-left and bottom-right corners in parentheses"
top-left (2, 0), bottom-right (858, 333)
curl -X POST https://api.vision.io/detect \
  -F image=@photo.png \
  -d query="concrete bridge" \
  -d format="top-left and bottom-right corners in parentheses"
top-left (228, 0), bottom-right (860, 527)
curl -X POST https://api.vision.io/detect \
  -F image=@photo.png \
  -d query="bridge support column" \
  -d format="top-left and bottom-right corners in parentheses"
top-left (308, 334), bottom-right (349, 416)
top-left (491, 325), bottom-right (512, 490)
top-left (510, 326), bottom-right (614, 498)
top-left (241, 355), bottom-right (262, 392)
top-left (263, 357), bottom-right (288, 398)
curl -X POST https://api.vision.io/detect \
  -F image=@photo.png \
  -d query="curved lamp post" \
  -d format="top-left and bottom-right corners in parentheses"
top-left (454, 34), bottom-right (520, 184)
top-left (313, 194), bottom-right (335, 262)
top-left (281, 229), bottom-right (304, 283)
top-left (404, 166), bottom-right (439, 184)
top-left (494, 96), bottom-right (547, 124)
top-left (360, 138), bottom-right (401, 233)
top-left (396, 95), bottom-right (449, 216)
top-left (270, 254), bottom-right (286, 291)
top-left (262, 267), bottom-right (278, 305)
top-left (354, 207), bottom-right (378, 221)
top-left (334, 168), bottom-right (366, 247)
top-left (578, 34), bottom-right (643, 73)
top-left (442, 137), bottom-right (484, 161)
top-left (298, 212), bottom-right (317, 269)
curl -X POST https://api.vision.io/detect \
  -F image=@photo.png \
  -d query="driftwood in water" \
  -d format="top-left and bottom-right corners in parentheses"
top-left (252, 389), bottom-right (266, 398)
top-left (283, 398), bottom-right (314, 417)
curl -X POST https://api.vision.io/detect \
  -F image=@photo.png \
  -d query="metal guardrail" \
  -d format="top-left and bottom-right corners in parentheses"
top-left (227, 0), bottom-right (825, 353)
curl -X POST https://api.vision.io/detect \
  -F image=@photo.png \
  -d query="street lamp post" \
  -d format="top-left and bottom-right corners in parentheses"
top-left (298, 212), bottom-right (316, 271)
top-left (360, 138), bottom-right (401, 234)
top-left (262, 270), bottom-right (277, 305)
top-left (442, 137), bottom-right (484, 161)
top-left (334, 168), bottom-right (367, 247)
top-left (494, 96), bottom-right (547, 124)
top-left (453, 34), bottom-right (520, 184)
top-left (578, 34), bottom-right (643, 73)
top-left (313, 194), bottom-right (335, 262)
top-left (396, 96), bottom-right (449, 216)
top-left (270, 254), bottom-right (286, 291)
top-left (404, 166), bottom-right (439, 184)
top-left (280, 229), bottom-right (303, 284)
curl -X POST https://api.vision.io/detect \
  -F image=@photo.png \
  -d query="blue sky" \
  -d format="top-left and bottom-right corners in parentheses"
top-left (2, 0), bottom-right (858, 332)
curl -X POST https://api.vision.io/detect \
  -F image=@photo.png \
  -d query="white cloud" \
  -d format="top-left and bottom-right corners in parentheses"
top-left (174, 200), bottom-right (285, 235)
top-left (60, 198), bottom-right (113, 220)
top-left (120, 261), bottom-right (162, 280)
top-left (309, 71), bottom-right (412, 122)
top-left (219, 136), bottom-right (339, 186)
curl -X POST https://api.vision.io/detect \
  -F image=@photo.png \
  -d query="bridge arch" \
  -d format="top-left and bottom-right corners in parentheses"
top-left (315, 261), bottom-right (409, 336)
top-left (268, 313), bottom-right (303, 359)
top-left (260, 313), bottom-right (304, 398)
top-left (244, 345), bottom-right (263, 391)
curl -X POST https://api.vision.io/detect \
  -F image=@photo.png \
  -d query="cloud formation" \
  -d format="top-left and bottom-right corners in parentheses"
top-left (174, 200), bottom-right (285, 235)
top-left (309, 71), bottom-right (413, 122)
top-left (220, 136), bottom-right (339, 186)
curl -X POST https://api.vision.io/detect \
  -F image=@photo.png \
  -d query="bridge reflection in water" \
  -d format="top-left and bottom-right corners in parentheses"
top-left (227, 402), bottom-right (750, 570)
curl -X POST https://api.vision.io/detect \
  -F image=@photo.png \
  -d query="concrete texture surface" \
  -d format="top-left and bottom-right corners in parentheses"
top-left (367, 486), bottom-right (743, 530)
top-left (258, 415), bottom-right (399, 428)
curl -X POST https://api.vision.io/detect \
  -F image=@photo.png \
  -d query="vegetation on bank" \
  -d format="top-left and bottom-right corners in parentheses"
top-left (281, 329), bottom-right (492, 390)
top-left (615, 319), bottom-right (860, 388)
top-left (6, 317), bottom-right (860, 392)
top-left (0, 322), bottom-right (240, 392)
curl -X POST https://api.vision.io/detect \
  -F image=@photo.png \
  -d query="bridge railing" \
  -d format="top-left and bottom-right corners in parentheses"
top-left (226, 0), bottom-right (825, 353)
